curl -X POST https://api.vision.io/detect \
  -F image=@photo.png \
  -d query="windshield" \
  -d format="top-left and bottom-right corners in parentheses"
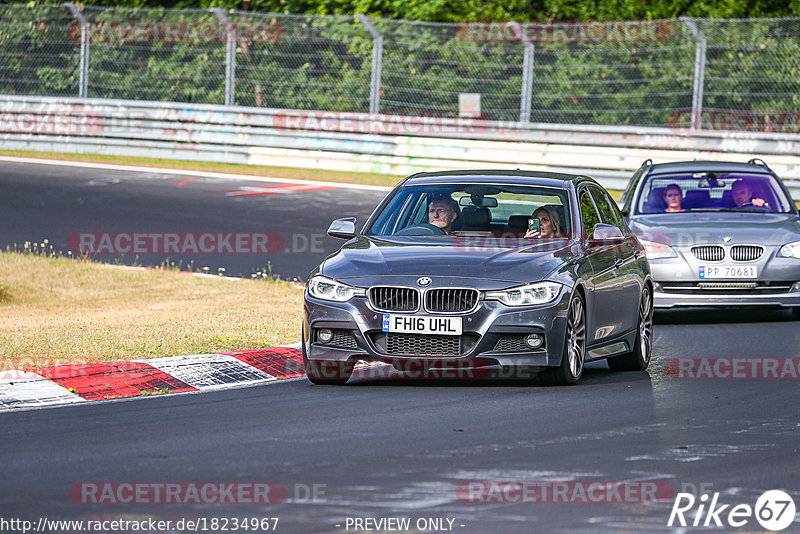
top-left (637, 172), bottom-right (792, 214)
top-left (366, 184), bottom-right (572, 239)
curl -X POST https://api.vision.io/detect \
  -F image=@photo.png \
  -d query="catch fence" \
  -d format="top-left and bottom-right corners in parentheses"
top-left (2, 5), bottom-right (799, 132)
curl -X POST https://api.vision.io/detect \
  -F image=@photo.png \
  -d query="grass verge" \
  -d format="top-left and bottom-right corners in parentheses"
top-left (0, 250), bottom-right (303, 369)
top-left (0, 149), bottom-right (404, 188)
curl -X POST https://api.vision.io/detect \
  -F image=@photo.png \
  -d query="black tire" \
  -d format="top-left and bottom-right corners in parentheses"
top-left (541, 292), bottom-right (586, 385)
top-left (792, 307), bottom-right (800, 321)
top-left (607, 285), bottom-right (653, 372)
top-left (305, 360), bottom-right (353, 385)
top-left (302, 325), bottom-right (353, 385)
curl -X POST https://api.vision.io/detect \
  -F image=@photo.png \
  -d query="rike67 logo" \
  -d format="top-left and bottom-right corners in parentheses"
top-left (668, 489), bottom-right (796, 531)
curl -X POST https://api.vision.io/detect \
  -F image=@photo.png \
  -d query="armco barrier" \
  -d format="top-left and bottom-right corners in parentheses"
top-left (1, 95), bottom-right (799, 195)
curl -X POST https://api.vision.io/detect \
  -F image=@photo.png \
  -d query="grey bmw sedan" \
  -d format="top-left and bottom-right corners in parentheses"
top-left (302, 170), bottom-right (653, 385)
top-left (620, 159), bottom-right (800, 315)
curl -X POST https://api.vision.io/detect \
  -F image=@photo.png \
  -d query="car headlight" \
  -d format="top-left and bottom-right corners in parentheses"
top-left (307, 275), bottom-right (365, 302)
top-left (639, 239), bottom-right (677, 260)
top-left (779, 241), bottom-right (800, 259)
top-left (484, 282), bottom-right (562, 307)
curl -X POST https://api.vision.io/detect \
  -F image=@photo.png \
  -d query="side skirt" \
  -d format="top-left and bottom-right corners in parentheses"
top-left (585, 329), bottom-right (637, 361)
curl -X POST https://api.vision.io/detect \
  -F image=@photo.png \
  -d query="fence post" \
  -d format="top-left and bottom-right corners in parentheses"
top-left (65, 3), bottom-right (88, 98)
top-left (520, 42), bottom-right (535, 124)
top-left (682, 17), bottom-right (707, 131)
top-left (358, 15), bottom-right (383, 115)
top-left (212, 8), bottom-right (236, 107)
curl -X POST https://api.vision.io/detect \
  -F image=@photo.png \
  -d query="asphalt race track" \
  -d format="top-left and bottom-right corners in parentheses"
top-left (2, 161), bottom-right (800, 533)
top-left (2, 309), bottom-right (800, 533)
top-left (0, 160), bottom-right (388, 280)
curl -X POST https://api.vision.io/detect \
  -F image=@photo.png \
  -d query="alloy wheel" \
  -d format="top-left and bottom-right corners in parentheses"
top-left (567, 296), bottom-right (586, 379)
top-left (638, 286), bottom-right (654, 363)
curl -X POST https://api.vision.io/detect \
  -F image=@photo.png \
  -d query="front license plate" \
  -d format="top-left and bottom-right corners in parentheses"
top-left (699, 265), bottom-right (758, 279)
top-left (382, 314), bottom-right (462, 335)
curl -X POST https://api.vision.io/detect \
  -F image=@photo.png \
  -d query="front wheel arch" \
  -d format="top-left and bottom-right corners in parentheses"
top-left (607, 283), bottom-right (653, 372)
top-left (540, 289), bottom-right (586, 386)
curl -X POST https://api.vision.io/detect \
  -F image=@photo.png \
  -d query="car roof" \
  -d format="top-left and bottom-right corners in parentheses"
top-left (647, 161), bottom-right (773, 175)
top-left (402, 169), bottom-right (596, 189)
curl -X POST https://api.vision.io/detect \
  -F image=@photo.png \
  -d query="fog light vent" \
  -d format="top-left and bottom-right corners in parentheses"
top-left (493, 334), bottom-right (544, 352)
top-left (318, 328), bottom-right (334, 343)
top-left (525, 334), bottom-right (543, 349)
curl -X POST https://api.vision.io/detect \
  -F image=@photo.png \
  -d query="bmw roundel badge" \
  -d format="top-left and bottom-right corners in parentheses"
top-left (417, 277), bottom-right (432, 287)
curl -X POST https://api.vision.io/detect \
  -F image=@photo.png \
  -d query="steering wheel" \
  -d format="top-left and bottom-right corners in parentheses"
top-left (734, 201), bottom-right (768, 211)
top-left (395, 223), bottom-right (447, 236)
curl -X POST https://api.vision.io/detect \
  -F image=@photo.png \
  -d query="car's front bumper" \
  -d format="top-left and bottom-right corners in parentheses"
top-left (652, 286), bottom-right (800, 308)
top-left (302, 288), bottom-right (572, 369)
top-left (649, 255), bottom-right (800, 308)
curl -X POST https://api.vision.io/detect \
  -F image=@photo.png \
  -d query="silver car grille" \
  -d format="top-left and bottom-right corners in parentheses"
top-left (691, 245), bottom-right (725, 262)
top-left (425, 288), bottom-right (479, 313)
top-left (730, 245), bottom-right (763, 262)
top-left (659, 282), bottom-right (792, 294)
top-left (369, 287), bottom-right (418, 312)
top-left (697, 282), bottom-right (758, 290)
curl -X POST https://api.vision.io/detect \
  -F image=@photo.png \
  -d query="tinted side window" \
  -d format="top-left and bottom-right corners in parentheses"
top-left (621, 165), bottom-right (647, 213)
top-left (580, 191), bottom-right (601, 240)
top-left (605, 195), bottom-right (628, 232)
top-left (589, 186), bottom-right (623, 232)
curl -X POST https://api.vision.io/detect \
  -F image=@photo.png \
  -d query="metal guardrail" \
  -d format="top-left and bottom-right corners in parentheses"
top-left (1, 95), bottom-right (799, 196)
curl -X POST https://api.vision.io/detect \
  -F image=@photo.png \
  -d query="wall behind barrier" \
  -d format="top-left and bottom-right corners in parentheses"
top-left (1, 95), bottom-right (799, 195)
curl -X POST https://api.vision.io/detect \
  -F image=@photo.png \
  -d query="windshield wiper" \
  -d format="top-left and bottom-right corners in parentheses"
top-left (689, 208), bottom-right (768, 213)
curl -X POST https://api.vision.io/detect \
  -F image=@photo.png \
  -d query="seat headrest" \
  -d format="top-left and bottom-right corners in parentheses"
top-left (685, 190), bottom-right (709, 200)
top-left (643, 187), bottom-right (667, 212)
top-left (684, 189), bottom-right (710, 209)
top-left (461, 206), bottom-right (492, 227)
top-left (508, 215), bottom-right (529, 229)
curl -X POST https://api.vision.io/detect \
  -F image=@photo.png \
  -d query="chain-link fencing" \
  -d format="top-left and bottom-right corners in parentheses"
top-left (1, 4), bottom-right (798, 132)
top-left (0, 3), bottom-right (80, 97)
top-left (79, 6), bottom-right (226, 104)
top-left (695, 18), bottom-right (800, 131)
top-left (226, 12), bottom-right (372, 111)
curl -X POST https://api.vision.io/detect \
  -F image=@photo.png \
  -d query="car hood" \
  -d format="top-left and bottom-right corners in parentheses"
top-left (320, 235), bottom-right (574, 285)
top-left (629, 212), bottom-right (800, 247)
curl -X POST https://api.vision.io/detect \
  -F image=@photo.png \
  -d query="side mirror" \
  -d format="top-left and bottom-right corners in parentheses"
top-left (327, 217), bottom-right (357, 239)
top-left (591, 223), bottom-right (624, 244)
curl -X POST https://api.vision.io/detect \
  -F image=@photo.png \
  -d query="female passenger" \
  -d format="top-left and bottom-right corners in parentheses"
top-left (523, 206), bottom-right (564, 239)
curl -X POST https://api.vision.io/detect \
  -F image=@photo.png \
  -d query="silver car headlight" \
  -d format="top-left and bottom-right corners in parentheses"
top-left (485, 282), bottom-right (562, 307)
top-left (779, 241), bottom-right (800, 259)
top-left (639, 239), bottom-right (677, 260)
top-left (307, 275), bottom-right (365, 302)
